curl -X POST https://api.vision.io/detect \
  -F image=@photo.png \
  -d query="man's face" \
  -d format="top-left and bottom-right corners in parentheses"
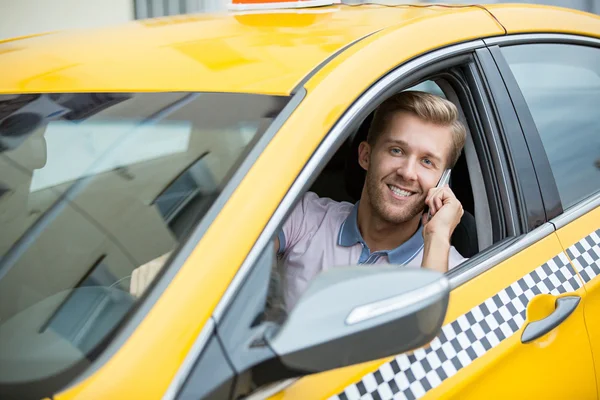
top-left (358, 111), bottom-right (453, 224)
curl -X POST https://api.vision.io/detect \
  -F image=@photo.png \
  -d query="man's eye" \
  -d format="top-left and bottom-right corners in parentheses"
top-left (390, 148), bottom-right (402, 155)
top-left (422, 158), bottom-right (433, 166)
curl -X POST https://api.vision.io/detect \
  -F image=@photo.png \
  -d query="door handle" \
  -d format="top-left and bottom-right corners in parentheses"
top-left (521, 296), bottom-right (581, 343)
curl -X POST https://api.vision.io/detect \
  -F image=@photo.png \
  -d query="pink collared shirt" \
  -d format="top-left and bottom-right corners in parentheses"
top-left (278, 192), bottom-right (466, 309)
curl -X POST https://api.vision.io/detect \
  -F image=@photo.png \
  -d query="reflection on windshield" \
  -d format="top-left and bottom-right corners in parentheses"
top-left (0, 92), bottom-right (289, 396)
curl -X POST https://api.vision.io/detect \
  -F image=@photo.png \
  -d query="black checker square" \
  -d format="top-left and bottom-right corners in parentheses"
top-left (357, 381), bottom-right (367, 396)
top-left (390, 359), bottom-right (400, 374)
top-left (372, 390), bottom-right (382, 400)
top-left (421, 376), bottom-right (433, 392)
top-left (374, 370), bottom-right (383, 385)
top-left (404, 388), bottom-right (416, 400)
top-left (389, 378), bottom-right (400, 394)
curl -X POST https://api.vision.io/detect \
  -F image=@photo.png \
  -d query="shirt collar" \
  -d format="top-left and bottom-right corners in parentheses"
top-left (338, 201), bottom-right (425, 264)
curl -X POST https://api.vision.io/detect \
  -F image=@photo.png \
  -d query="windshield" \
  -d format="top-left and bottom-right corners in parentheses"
top-left (0, 92), bottom-right (290, 396)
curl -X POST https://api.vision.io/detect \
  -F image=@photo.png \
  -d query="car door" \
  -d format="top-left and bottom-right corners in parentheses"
top-left (490, 36), bottom-right (600, 398)
top-left (318, 44), bottom-right (596, 400)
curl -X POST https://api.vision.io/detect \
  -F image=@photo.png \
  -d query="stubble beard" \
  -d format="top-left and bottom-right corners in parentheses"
top-left (364, 168), bottom-right (425, 225)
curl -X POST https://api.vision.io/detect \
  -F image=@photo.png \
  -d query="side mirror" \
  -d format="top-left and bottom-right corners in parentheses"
top-left (267, 266), bottom-right (449, 373)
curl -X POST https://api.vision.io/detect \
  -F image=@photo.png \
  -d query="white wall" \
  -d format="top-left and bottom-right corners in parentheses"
top-left (0, 0), bottom-right (134, 41)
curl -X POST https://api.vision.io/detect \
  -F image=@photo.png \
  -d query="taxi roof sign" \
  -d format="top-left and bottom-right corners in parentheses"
top-left (229, 0), bottom-right (340, 11)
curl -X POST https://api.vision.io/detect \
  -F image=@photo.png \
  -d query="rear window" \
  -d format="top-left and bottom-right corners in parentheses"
top-left (0, 92), bottom-right (289, 396)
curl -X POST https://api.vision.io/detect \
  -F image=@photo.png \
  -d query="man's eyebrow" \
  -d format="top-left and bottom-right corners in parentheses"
top-left (384, 139), bottom-right (444, 162)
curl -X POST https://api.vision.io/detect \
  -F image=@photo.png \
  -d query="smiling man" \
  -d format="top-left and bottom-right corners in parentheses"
top-left (276, 91), bottom-right (468, 310)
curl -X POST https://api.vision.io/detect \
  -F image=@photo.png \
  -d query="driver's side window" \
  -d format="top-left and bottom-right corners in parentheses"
top-left (265, 78), bottom-right (489, 320)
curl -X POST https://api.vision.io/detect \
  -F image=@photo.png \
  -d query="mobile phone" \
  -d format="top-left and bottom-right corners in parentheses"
top-left (425, 169), bottom-right (452, 222)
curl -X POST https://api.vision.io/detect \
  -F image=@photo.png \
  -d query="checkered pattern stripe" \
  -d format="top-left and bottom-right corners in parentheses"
top-left (566, 229), bottom-right (600, 284)
top-left (331, 253), bottom-right (582, 400)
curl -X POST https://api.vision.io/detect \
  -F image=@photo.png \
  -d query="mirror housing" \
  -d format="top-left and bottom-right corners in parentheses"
top-left (267, 266), bottom-right (449, 373)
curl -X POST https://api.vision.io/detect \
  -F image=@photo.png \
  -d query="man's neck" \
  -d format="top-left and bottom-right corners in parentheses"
top-left (357, 199), bottom-right (421, 252)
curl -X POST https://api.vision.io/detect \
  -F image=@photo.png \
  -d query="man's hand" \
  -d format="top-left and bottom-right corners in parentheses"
top-left (420, 185), bottom-right (463, 273)
top-left (129, 252), bottom-right (171, 297)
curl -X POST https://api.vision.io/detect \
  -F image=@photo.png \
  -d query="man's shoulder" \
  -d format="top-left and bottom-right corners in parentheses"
top-left (299, 191), bottom-right (354, 218)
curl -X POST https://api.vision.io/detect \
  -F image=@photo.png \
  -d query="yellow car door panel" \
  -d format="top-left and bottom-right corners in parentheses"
top-left (555, 203), bottom-right (600, 397)
top-left (330, 233), bottom-right (592, 400)
top-left (494, 34), bottom-right (600, 398)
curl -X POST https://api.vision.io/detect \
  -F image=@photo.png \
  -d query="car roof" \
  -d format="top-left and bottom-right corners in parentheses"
top-left (0, 4), bottom-right (492, 95)
top-left (1, 3), bottom-right (599, 96)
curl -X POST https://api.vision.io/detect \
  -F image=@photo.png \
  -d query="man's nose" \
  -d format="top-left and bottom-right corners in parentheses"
top-left (396, 157), bottom-right (418, 181)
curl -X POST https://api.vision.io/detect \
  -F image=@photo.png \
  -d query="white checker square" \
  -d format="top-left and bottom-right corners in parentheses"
top-left (514, 312), bottom-right (525, 326)
top-left (394, 373), bottom-right (410, 391)
top-left (547, 258), bottom-right (559, 271)
top-left (443, 326), bottom-right (457, 341)
top-left (500, 322), bottom-right (513, 338)
top-left (591, 232), bottom-right (600, 242)
top-left (363, 373), bottom-right (378, 392)
top-left (377, 383), bottom-right (394, 400)
top-left (411, 361), bottom-right (426, 380)
top-left (362, 393), bottom-right (374, 400)
top-left (457, 332), bottom-right (470, 349)
top-left (413, 348), bottom-right (427, 361)
top-left (457, 315), bottom-right (470, 331)
top-left (472, 341), bottom-right (486, 357)
top-left (523, 274), bottom-right (535, 287)
top-left (429, 337), bottom-right (442, 351)
top-left (499, 305), bottom-right (512, 321)
top-left (380, 363), bottom-right (395, 382)
top-left (457, 350), bottom-right (472, 367)
top-left (442, 360), bottom-right (457, 377)
top-left (427, 352), bottom-right (442, 370)
top-left (484, 314), bottom-right (500, 330)
top-left (484, 297), bottom-right (498, 313)
top-left (524, 287), bottom-right (537, 299)
top-left (398, 355), bottom-right (411, 370)
top-left (584, 252), bottom-right (595, 265)
top-left (487, 332), bottom-right (501, 347)
top-left (441, 342), bottom-right (456, 358)
top-left (572, 258), bottom-right (584, 272)
top-left (472, 323), bottom-right (485, 339)
top-left (581, 240), bottom-right (592, 251)
top-left (592, 246), bottom-right (600, 258)
top-left (514, 300), bottom-right (526, 313)
top-left (410, 382), bottom-right (426, 398)
top-left (498, 290), bottom-right (511, 304)
top-left (511, 282), bottom-right (524, 296)
top-left (549, 274), bottom-right (561, 288)
top-left (569, 246), bottom-right (581, 257)
top-left (558, 252), bottom-right (570, 264)
top-left (471, 306), bottom-right (484, 322)
top-left (426, 370), bottom-right (443, 388)
top-left (344, 384), bottom-right (361, 399)
top-left (562, 281), bottom-right (575, 293)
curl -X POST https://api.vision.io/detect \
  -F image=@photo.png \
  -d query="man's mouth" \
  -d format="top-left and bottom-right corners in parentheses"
top-left (387, 184), bottom-right (414, 197)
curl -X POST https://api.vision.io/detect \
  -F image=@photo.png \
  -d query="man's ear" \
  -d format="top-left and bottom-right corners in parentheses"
top-left (358, 141), bottom-right (370, 171)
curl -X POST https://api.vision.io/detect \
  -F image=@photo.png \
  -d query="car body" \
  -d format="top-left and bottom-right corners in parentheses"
top-left (1, 2), bottom-right (600, 399)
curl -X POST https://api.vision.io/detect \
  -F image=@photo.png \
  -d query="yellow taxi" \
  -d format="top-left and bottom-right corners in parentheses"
top-left (1, 1), bottom-right (599, 399)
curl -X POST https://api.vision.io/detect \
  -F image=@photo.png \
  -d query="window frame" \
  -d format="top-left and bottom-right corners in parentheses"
top-left (484, 33), bottom-right (600, 220)
top-left (170, 39), bottom-right (553, 399)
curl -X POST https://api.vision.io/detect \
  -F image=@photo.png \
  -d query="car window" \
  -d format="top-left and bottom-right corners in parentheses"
top-left (500, 43), bottom-right (600, 209)
top-left (0, 92), bottom-right (289, 389)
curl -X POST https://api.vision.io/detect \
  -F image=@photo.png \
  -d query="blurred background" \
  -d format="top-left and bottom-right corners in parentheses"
top-left (0, 0), bottom-right (599, 41)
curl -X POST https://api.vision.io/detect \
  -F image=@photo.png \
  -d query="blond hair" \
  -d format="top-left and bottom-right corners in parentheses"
top-left (367, 91), bottom-right (467, 167)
